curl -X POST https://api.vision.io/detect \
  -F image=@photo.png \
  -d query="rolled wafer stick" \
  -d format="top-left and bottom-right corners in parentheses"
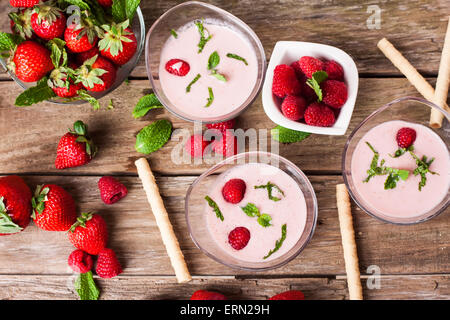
top-left (135, 158), bottom-right (192, 283)
top-left (377, 38), bottom-right (449, 111)
top-left (336, 184), bottom-right (363, 300)
top-left (430, 17), bottom-right (450, 128)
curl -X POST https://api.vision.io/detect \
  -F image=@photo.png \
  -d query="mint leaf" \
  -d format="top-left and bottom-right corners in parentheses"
top-left (264, 224), bottom-right (287, 259)
top-left (255, 182), bottom-right (285, 202)
top-left (0, 32), bottom-right (23, 52)
top-left (390, 145), bottom-right (414, 158)
top-left (170, 29), bottom-right (178, 38)
top-left (208, 51), bottom-right (220, 70)
top-left (84, 0), bottom-right (107, 25)
top-left (410, 151), bottom-right (438, 191)
top-left (205, 196), bottom-right (224, 221)
top-left (306, 71), bottom-right (328, 102)
top-left (211, 70), bottom-right (227, 82)
top-left (241, 203), bottom-right (259, 217)
top-left (76, 90), bottom-right (101, 110)
top-left (112, 0), bottom-right (140, 23)
top-left (15, 77), bottom-right (56, 107)
top-left (226, 53), bottom-right (248, 65)
top-left (135, 119), bottom-right (172, 154)
top-left (58, 0), bottom-right (91, 10)
top-left (0, 197), bottom-right (23, 234)
top-left (186, 74), bottom-right (201, 93)
top-left (75, 271), bottom-right (100, 300)
top-left (133, 93), bottom-right (163, 118)
top-left (258, 214), bottom-right (272, 228)
top-left (271, 126), bottom-right (311, 143)
top-left (204, 87), bottom-right (214, 107)
top-left (194, 19), bottom-right (211, 53)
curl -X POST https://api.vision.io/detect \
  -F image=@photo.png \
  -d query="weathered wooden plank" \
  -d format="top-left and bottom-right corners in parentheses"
top-left (1, 275), bottom-right (449, 300)
top-left (0, 175), bottom-right (448, 276)
top-left (1, 0), bottom-right (449, 78)
top-left (0, 78), bottom-right (445, 176)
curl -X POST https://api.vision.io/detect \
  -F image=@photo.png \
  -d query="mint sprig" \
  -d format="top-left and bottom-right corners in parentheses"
top-left (390, 145), bottom-right (414, 158)
top-left (194, 19), bottom-right (211, 53)
top-left (207, 51), bottom-right (227, 82)
top-left (306, 71), bottom-right (328, 101)
top-left (204, 87), bottom-right (214, 107)
top-left (75, 271), bottom-right (100, 300)
top-left (226, 53), bottom-right (248, 66)
top-left (135, 119), bottom-right (172, 154)
top-left (410, 151), bottom-right (438, 191)
top-left (170, 29), bottom-right (178, 39)
top-left (15, 77), bottom-right (56, 107)
top-left (263, 224), bottom-right (287, 259)
top-left (111, 0), bottom-right (141, 23)
top-left (271, 126), bottom-right (311, 143)
top-left (241, 203), bottom-right (272, 228)
top-left (0, 32), bottom-right (23, 54)
top-left (254, 182), bottom-right (285, 202)
top-left (186, 74), bottom-right (201, 93)
top-left (132, 93), bottom-right (163, 118)
top-left (205, 196), bottom-right (224, 221)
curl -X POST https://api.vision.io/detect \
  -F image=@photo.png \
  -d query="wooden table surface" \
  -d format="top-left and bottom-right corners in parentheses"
top-left (1, 0), bottom-right (449, 300)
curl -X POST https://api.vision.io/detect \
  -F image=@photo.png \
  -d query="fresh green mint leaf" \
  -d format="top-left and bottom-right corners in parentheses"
top-left (194, 19), bottom-right (212, 53)
top-left (58, 0), bottom-right (91, 10)
top-left (264, 224), bottom-right (287, 259)
top-left (226, 53), bottom-right (248, 65)
top-left (0, 32), bottom-right (24, 52)
top-left (306, 71), bottom-right (328, 102)
top-left (241, 203), bottom-right (259, 217)
top-left (258, 214), bottom-right (272, 228)
top-left (205, 196), bottom-right (224, 221)
top-left (410, 151), bottom-right (438, 191)
top-left (211, 71), bottom-right (227, 82)
top-left (112, 0), bottom-right (140, 23)
top-left (186, 74), bottom-right (201, 92)
top-left (254, 182), bottom-right (285, 202)
top-left (133, 93), bottom-right (163, 118)
top-left (204, 87), bottom-right (214, 107)
top-left (208, 51), bottom-right (220, 70)
top-left (75, 271), bottom-right (100, 300)
top-left (15, 77), bottom-right (56, 107)
top-left (271, 126), bottom-right (311, 143)
top-left (390, 145), bottom-right (414, 158)
top-left (171, 29), bottom-right (178, 38)
top-left (135, 119), bottom-right (172, 154)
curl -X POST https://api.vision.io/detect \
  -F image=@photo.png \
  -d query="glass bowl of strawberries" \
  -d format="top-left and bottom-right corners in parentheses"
top-left (262, 41), bottom-right (359, 135)
top-left (0, 0), bottom-right (145, 108)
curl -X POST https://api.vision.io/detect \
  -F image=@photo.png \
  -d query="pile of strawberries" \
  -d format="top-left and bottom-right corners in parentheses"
top-left (5, 0), bottom-right (138, 105)
top-left (272, 56), bottom-right (348, 127)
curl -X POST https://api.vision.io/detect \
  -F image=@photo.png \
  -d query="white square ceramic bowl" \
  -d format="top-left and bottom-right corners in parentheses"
top-left (262, 41), bottom-right (359, 135)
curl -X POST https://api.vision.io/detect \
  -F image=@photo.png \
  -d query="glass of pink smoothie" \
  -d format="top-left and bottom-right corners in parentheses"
top-left (145, 1), bottom-right (266, 123)
top-left (343, 97), bottom-right (450, 224)
top-left (185, 152), bottom-right (318, 271)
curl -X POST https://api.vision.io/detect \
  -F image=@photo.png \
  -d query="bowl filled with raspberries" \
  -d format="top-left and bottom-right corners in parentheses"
top-left (262, 41), bottom-right (359, 135)
top-left (0, 0), bottom-right (145, 108)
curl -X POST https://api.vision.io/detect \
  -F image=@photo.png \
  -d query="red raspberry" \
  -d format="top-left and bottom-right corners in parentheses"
top-left (324, 60), bottom-right (344, 81)
top-left (290, 61), bottom-right (304, 78)
top-left (304, 102), bottom-right (336, 127)
top-left (228, 227), bottom-right (250, 250)
top-left (191, 290), bottom-right (227, 300)
top-left (212, 131), bottom-right (238, 157)
top-left (281, 95), bottom-right (307, 121)
top-left (222, 178), bottom-right (246, 204)
top-left (96, 248), bottom-right (123, 279)
top-left (165, 59), bottom-right (190, 76)
top-left (269, 290), bottom-right (305, 300)
top-left (396, 127), bottom-right (417, 148)
top-left (298, 56), bottom-right (324, 78)
top-left (321, 80), bottom-right (348, 109)
top-left (68, 249), bottom-right (93, 274)
top-left (185, 134), bottom-right (211, 158)
top-left (272, 64), bottom-right (301, 98)
top-left (206, 119), bottom-right (236, 134)
top-left (98, 176), bottom-right (128, 205)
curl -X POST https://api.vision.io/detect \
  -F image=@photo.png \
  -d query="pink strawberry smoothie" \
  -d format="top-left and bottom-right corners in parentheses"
top-left (205, 163), bottom-right (307, 262)
top-left (159, 21), bottom-right (258, 119)
top-left (351, 120), bottom-right (449, 218)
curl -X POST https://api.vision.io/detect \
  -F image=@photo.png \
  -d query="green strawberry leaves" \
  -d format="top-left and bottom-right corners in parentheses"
top-left (0, 197), bottom-right (23, 234)
top-left (47, 38), bottom-right (68, 69)
top-left (75, 271), bottom-right (100, 300)
top-left (15, 77), bottom-right (57, 107)
top-left (99, 20), bottom-right (133, 57)
top-left (132, 93), bottom-right (163, 119)
top-left (112, 0), bottom-right (141, 23)
top-left (0, 32), bottom-right (24, 57)
top-left (31, 185), bottom-right (50, 218)
top-left (135, 119), bottom-right (172, 154)
top-left (68, 120), bottom-right (98, 158)
top-left (76, 90), bottom-right (101, 110)
top-left (271, 126), bottom-right (311, 144)
top-left (306, 71), bottom-right (328, 102)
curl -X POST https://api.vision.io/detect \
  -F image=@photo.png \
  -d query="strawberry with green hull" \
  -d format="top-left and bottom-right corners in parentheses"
top-left (98, 20), bottom-right (137, 66)
top-left (55, 120), bottom-right (98, 169)
top-left (64, 19), bottom-right (99, 53)
top-left (31, 184), bottom-right (77, 231)
top-left (68, 212), bottom-right (108, 255)
top-left (10, 0), bottom-right (39, 7)
top-left (48, 63), bottom-right (83, 98)
top-left (30, 2), bottom-right (66, 40)
top-left (10, 40), bottom-right (54, 82)
top-left (75, 55), bottom-right (116, 92)
top-left (9, 8), bottom-right (34, 39)
top-left (0, 176), bottom-right (32, 236)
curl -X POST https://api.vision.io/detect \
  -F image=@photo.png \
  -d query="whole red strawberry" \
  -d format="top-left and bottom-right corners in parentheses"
top-left (298, 56), bottom-right (324, 78)
top-left (99, 20), bottom-right (137, 66)
top-left (185, 134), bottom-right (211, 158)
top-left (98, 176), bottom-right (128, 205)
top-left (396, 127), bottom-right (417, 149)
top-left (272, 64), bottom-right (301, 98)
top-left (9, 8), bottom-right (34, 39)
top-left (304, 102), bottom-right (336, 127)
top-left (64, 23), bottom-right (98, 53)
top-left (10, 0), bottom-right (39, 7)
top-left (0, 176), bottom-right (32, 236)
top-left (222, 178), bottom-right (246, 204)
top-left (76, 46), bottom-right (99, 65)
top-left (165, 59), bottom-right (190, 77)
top-left (68, 249), bottom-right (93, 274)
top-left (212, 131), bottom-right (238, 157)
top-left (191, 290), bottom-right (227, 300)
top-left (324, 60), bottom-right (344, 81)
top-left (31, 184), bottom-right (77, 231)
top-left (96, 248), bottom-right (122, 278)
top-left (49, 66), bottom-right (83, 98)
top-left (30, 3), bottom-right (66, 40)
top-left (321, 80), bottom-right (348, 109)
top-left (11, 40), bottom-right (53, 82)
top-left (206, 119), bottom-right (236, 135)
top-left (75, 55), bottom-right (117, 92)
top-left (97, 0), bottom-right (113, 7)
top-left (281, 95), bottom-right (307, 121)
top-left (68, 212), bottom-right (108, 255)
top-left (55, 120), bottom-right (98, 169)
top-left (228, 226), bottom-right (250, 250)
top-left (269, 290), bottom-right (305, 300)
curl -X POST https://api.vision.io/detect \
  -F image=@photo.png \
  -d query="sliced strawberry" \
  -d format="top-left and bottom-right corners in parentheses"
top-left (165, 59), bottom-right (190, 76)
